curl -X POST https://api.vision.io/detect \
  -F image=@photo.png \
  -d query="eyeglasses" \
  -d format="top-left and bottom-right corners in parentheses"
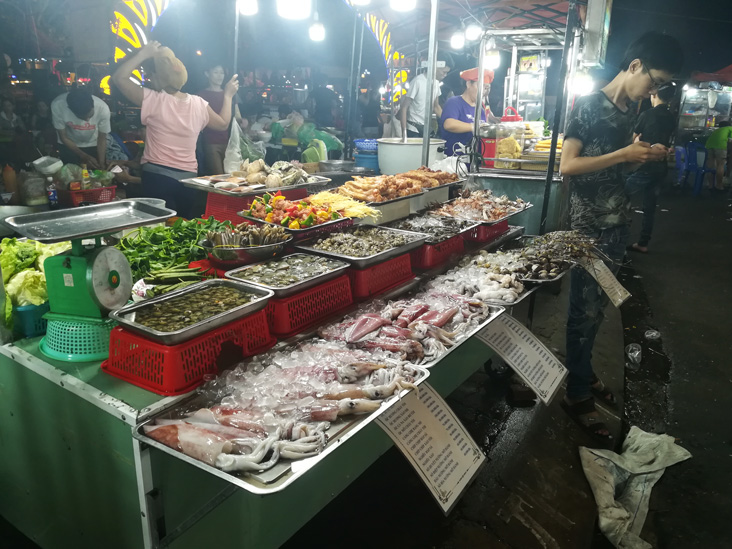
top-left (642, 63), bottom-right (665, 92)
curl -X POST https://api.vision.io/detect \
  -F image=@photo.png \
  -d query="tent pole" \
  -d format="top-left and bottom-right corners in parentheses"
top-left (421, 0), bottom-right (440, 166)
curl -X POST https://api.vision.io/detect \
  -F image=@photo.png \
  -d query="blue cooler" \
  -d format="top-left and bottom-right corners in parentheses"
top-left (354, 150), bottom-right (380, 174)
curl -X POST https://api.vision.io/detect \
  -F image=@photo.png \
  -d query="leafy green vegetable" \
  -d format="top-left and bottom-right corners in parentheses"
top-left (35, 241), bottom-right (72, 273)
top-left (6, 270), bottom-right (48, 306)
top-left (0, 238), bottom-right (40, 283)
top-left (2, 290), bottom-right (12, 331)
top-left (117, 217), bottom-right (232, 280)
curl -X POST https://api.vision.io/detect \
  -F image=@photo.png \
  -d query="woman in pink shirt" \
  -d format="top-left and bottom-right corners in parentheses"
top-left (112, 41), bottom-right (238, 217)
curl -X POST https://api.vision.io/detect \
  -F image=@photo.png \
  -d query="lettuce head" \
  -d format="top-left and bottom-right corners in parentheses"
top-left (0, 238), bottom-right (41, 283)
top-left (6, 269), bottom-right (48, 307)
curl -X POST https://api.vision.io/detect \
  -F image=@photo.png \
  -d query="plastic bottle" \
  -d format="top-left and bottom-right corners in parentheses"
top-left (3, 164), bottom-right (17, 196)
top-left (46, 177), bottom-right (59, 210)
top-left (81, 164), bottom-right (91, 190)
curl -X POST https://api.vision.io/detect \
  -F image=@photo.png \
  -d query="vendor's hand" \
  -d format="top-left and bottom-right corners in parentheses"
top-left (81, 153), bottom-right (100, 169)
top-left (623, 141), bottom-right (662, 164)
top-left (224, 74), bottom-right (239, 98)
top-left (138, 41), bottom-right (162, 59)
top-left (649, 143), bottom-right (669, 159)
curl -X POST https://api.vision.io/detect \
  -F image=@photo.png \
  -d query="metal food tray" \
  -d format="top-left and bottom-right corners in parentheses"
top-left (422, 177), bottom-right (466, 192)
top-left (224, 253), bottom-right (350, 298)
top-left (109, 279), bottom-right (274, 345)
top-left (294, 225), bottom-right (428, 269)
top-left (429, 200), bottom-right (533, 226)
top-left (238, 214), bottom-right (353, 235)
top-left (385, 215), bottom-right (478, 245)
top-left (133, 365), bottom-right (430, 495)
top-left (519, 266), bottom-right (571, 284)
top-left (419, 305), bottom-right (505, 368)
top-left (365, 190), bottom-right (425, 206)
top-left (476, 284), bottom-right (538, 308)
top-left (3, 199), bottom-right (176, 243)
top-left (181, 178), bottom-right (265, 197)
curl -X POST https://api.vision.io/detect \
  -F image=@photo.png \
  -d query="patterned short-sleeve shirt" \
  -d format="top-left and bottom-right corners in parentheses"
top-left (565, 91), bottom-right (635, 233)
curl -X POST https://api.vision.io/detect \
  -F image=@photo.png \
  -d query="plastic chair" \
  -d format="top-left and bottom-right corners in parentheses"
top-left (674, 146), bottom-right (687, 184)
top-left (683, 142), bottom-right (715, 196)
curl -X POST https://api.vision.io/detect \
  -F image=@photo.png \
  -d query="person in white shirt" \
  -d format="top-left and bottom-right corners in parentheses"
top-left (398, 52), bottom-right (453, 138)
top-left (51, 88), bottom-right (111, 169)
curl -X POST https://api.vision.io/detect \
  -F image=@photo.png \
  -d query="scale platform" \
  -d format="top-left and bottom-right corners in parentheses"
top-left (3, 200), bottom-right (176, 243)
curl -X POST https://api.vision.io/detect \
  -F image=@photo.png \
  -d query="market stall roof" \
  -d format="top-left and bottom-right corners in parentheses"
top-left (370, 0), bottom-right (570, 49)
top-left (691, 64), bottom-right (732, 83)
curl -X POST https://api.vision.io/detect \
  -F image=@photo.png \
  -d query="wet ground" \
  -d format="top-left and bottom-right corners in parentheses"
top-left (2, 187), bottom-right (730, 548)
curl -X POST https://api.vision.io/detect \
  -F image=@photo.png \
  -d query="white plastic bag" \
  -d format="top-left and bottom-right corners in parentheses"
top-left (429, 155), bottom-right (467, 174)
top-left (223, 121), bottom-right (244, 174)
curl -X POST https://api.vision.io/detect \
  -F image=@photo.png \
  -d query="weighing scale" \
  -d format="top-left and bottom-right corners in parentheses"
top-left (4, 200), bottom-right (176, 361)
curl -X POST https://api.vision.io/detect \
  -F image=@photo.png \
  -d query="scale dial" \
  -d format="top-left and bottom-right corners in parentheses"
top-left (86, 247), bottom-right (133, 312)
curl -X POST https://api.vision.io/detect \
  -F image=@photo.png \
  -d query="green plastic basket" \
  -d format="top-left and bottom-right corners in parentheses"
top-left (39, 314), bottom-right (116, 362)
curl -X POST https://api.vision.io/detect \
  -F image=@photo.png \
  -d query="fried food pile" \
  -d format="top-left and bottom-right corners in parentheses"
top-left (338, 167), bottom-right (459, 203)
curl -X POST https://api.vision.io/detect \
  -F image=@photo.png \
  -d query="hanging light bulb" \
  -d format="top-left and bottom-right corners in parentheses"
top-left (450, 31), bottom-right (465, 50)
top-left (238, 0), bottom-right (258, 16)
top-left (465, 23), bottom-right (482, 41)
top-left (390, 0), bottom-right (417, 12)
top-left (277, 0), bottom-right (312, 20)
top-left (485, 38), bottom-right (501, 70)
top-left (309, 20), bottom-right (325, 41)
top-left (351, 0), bottom-right (372, 5)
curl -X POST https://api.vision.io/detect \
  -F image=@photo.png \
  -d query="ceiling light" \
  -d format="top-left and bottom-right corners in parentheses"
top-left (238, 0), bottom-right (258, 15)
top-left (465, 24), bottom-right (482, 41)
top-left (277, 0), bottom-right (312, 20)
top-left (351, 0), bottom-right (372, 5)
top-left (390, 0), bottom-right (417, 12)
top-left (450, 31), bottom-right (465, 50)
top-left (309, 21), bottom-right (325, 41)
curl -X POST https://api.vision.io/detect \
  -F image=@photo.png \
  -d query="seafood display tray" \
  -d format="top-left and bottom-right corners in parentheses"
top-left (133, 366), bottom-right (430, 495)
top-left (520, 266), bottom-right (571, 284)
top-left (386, 216), bottom-right (478, 245)
top-left (109, 279), bottom-right (274, 345)
top-left (182, 176), bottom-right (331, 197)
top-left (478, 285), bottom-right (538, 308)
top-left (294, 225), bottom-right (428, 269)
top-left (419, 305), bottom-right (506, 368)
top-left (3, 199), bottom-right (176, 243)
top-left (225, 253), bottom-right (351, 298)
top-left (238, 214), bottom-right (353, 237)
top-left (432, 201), bottom-right (534, 227)
top-left (423, 178), bottom-right (466, 192)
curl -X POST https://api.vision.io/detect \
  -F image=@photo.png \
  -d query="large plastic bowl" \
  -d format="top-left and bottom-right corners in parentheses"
top-left (199, 235), bottom-right (293, 269)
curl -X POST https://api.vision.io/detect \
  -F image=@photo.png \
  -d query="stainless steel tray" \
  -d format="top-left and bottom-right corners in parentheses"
top-left (365, 190), bottom-right (425, 206)
top-left (385, 215), bottom-right (478, 245)
top-left (109, 279), bottom-right (274, 345)
top-left (133, 365), bottom-right (430, 495)
top-left (294, 225), bottom-right (428, 269)
top-left (476, 284), bottom-right (538, 307)
top-left (419, 306), bottom-right (505, 368)
top-left (422, 177), bottom-right (466, 192)
top-left (3, 199), bottom-right (176, 243)
top-left (183, 176), bottom-right (330, 197)
top-left (520, 266), bottom-right (571, 284)
top-left (224, 253), bottom-right (350, 298)
top-left (238, 214), bottom-right (352, 236)
top-left (430, 201), bottom-right (533, 226)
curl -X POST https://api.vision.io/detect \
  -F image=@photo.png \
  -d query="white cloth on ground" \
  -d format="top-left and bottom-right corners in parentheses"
top-left (580, 426), bottom-right (691, 549)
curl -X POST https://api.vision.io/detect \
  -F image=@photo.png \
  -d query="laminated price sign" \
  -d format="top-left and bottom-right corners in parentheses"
top-left (475, 314), bottom-right (567, 405)
top-left (578, 255), bottom-right (631, 307)
top-left (377, 383), bottom-right (485, 515)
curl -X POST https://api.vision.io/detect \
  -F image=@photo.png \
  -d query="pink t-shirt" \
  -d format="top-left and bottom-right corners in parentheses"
top-left (140, 87), bottom-right (210, 172)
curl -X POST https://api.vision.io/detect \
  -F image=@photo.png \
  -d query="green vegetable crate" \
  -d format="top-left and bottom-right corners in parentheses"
top-left (13, 302), bottom-right (50, 338)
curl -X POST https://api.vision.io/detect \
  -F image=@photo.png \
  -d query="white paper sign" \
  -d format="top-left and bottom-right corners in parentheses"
top-left (578, 256), bottom-right (631, 307)
top-left (474, 314), bottom-right (567, 404)
top-left (376, 383), bottom-right (485, 515)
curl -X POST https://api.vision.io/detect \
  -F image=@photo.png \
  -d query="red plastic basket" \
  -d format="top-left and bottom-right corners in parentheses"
top-left (204, 188), bottom-right (309, 223)
top-left (463, 219), bottom-right (509, 243)
top-left (57, 186), bottom-right (116, 207)
top-left (348, 253), bottom-right (414, 300)
top-left (265, 275), bottom-right (353, 337)
top-left (410, 235), bottom-right (464, 270)
top-left (101, 309), bottom-right (275, 396)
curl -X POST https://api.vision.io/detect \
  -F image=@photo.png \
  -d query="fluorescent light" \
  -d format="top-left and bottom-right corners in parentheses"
top-left (351, 0), bottom-right (372, 5)
top-left (390, 0), bottom-right (417, 12)
top-left (465, 24), bottom-right (482, 41)
top-left (485, 50), bottom-right (501, 70)
top-left (570, 73), bottom-right (594, 96)
top-left (309, 21), bottom-right (325, 41)
top-left (277, 0), bottom-right (312, 20)
top-left (238, 0), bottom-right (258, 16)
top-left (450, 31), bottom-right (465, 50)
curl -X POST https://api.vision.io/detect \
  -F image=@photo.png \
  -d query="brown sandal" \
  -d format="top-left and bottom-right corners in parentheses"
top-left (560, 398), bottom-right (613, 444)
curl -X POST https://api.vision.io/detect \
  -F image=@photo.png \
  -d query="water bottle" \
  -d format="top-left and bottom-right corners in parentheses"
top-left (46, 177), bottom-right (59, 210)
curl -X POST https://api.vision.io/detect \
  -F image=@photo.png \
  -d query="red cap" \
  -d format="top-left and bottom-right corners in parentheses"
top-left (460, 67), bottom-right (495, 84)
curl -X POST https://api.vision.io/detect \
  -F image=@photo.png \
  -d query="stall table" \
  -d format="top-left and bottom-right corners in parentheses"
top-left (0, 228), bottom-right (523, 549)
